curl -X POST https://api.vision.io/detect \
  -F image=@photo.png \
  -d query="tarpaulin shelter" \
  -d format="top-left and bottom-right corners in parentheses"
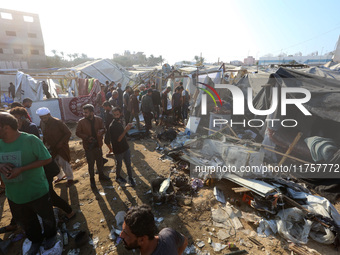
top-left (253, 67), bottom-right (340, 125)
top-left (14, 71), bottom-right (58, 101)
top-left (71, 59), bottom-right (135, 89)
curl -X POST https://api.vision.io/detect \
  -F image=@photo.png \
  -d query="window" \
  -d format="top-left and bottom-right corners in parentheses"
top-left (23, 16), bottom-right (34, 22)
top-left (6, 31), bottom-right (16, 36)
top-left (0, 48), bottom-right (3, 54)
top-left (28, 33), bottom-right (37, 38)
top-left (13, 49), bottom-right (23, 54)
top-left (31, 50), bottom-right (39, 55)
top-left (1, 12), bottom-right (13, 20)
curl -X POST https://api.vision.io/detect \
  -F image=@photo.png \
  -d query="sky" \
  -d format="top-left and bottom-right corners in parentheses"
top-left (1, 0), bottom-right (340, 65)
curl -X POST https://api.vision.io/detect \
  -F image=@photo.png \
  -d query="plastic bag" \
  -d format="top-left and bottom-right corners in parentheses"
top-left (276, 207), bottom-right (312, 244)
top-left (22, 231), bottom-right (63, 255)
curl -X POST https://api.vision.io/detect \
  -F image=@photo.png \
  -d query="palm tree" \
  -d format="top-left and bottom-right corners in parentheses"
top-left (51, 49), bottom-right (57, 56)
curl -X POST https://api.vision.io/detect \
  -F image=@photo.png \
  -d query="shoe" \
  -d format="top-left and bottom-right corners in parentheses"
top-left (27, 242), bottom-right (41, 255)
top-left (129, 177), bottom-right (136, 187)
top-left (103, 158), bottom-right (108, 165)
top-left (44, 234), bottom-right (57, 250)
top-left (66, 180), bottom-right (74, 187)
top-left (66, 211), bottom-right (76, 220)
top-left (115, 176), bottom-right (127, 184)
top-left (99, 174), bottom-right (110, 181)
top-left (54, 175), bottom-right (67, 184)
top-left (0, 224), bottom-right (17, 234)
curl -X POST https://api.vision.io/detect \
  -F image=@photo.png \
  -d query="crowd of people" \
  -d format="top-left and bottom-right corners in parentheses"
top-left (0, 80), bottom-right (189, 254)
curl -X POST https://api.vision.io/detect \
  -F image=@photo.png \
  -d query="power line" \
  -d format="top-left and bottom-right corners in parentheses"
top-left (271, 23), bottom-right (340, 54)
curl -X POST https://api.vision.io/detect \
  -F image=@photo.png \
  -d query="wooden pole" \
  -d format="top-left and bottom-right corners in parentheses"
top-left (278, 132), bottom-right (302, 166)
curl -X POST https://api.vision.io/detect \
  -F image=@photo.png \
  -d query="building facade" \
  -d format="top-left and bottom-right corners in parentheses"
top-left (0, 8), bottom-right (46, 69)
top-left (230, 60), bottom-right (243, 66)
top-left (243, 56), bottom-right (256, 66)
top-left (258, 54), bottom-right (333, 66)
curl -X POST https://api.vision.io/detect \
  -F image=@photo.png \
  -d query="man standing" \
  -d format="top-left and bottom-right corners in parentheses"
top-left (42, 81), bottom-right (51, 99)
top-left (109, 107), bottom-right (135, 186)
top-left (8, 82), bottom-right (15, 100)
top-left (138, 84), bottom-right (147, 101)
top-left (120, 204), bottom-right (188, 255)
top-left (180, 84), bottom-right (190, 124)
top-left (129, 89), bottom-right (141, 130)
top-left (103, 101), bottom-right (114, 156)
top-left (151, 84), bottom-right (161, 125)
top-left (141, 89), bottom-right (155, 137)
top-left (76, 104), bottom-right (110, 188)
top-left (123, 86), bottom-right (132, 126)
top-left (117, 83), bottom-right (124, 109)
top-left (36, 107), bottom-right (74, 187)
top-left (160, 86), bottom-right (171, 125)
top-left (109, 90), bottom-right (119, 108)
top-left (96, 84), bottom-right (106, 120)
top-left (22, 97), bottom-right (33, 120)
top-left (172, 87), bottom-right (182, 124)
top-left (0, 112), bottom-right (57, 255)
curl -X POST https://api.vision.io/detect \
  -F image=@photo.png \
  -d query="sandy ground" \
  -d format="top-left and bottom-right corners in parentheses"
top-left (0, 123), bottom-right (340, 255)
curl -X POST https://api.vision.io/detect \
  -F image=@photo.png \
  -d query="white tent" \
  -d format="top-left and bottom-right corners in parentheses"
top-left (14, 71), bottom-right (57, 102)
top-left (72, 59), bottom-right (135, 89)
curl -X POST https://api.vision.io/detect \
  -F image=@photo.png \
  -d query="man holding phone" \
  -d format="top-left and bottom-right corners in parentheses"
top-left (109, 107), bottom-right (136, 186)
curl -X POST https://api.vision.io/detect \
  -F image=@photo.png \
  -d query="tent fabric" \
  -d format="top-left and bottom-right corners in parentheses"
top-left (78, 79), bottom-right (89, 96)
top-left (252, 68), bottom-right (340, 122)
top-left (58, 79), bottom-right (101, 122)
top-left (73, 59), bottom-right (132, 89)
top-left (14, 72), bottom-right (58, 102)
top-left (304, 136), bottom-right (338, 162)
top-left (15, 71), bottom-right (44, 102)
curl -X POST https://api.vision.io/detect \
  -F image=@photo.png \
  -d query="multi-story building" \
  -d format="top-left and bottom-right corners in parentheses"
top-left (243, 56), bottom-right (256, 66)
top-left (0, 8), bottom-right (46, 69)
top-left (258, 53), bottom-right (333, 66)
top-left (230, 60), bottom-right (243, 66)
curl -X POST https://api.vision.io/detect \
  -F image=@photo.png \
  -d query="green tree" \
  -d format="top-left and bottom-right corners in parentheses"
top-left (194, 55), bottom-right (205, 65)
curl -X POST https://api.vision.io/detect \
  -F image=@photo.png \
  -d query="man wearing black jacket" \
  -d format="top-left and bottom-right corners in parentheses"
top-left (109, 107), bottom-right (135, 186)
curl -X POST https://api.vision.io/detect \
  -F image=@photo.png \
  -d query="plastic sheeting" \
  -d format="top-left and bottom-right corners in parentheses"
top-left (14, 72), bottom-right (58, 102)
top-left (252, 68), bottom-right (340, 123)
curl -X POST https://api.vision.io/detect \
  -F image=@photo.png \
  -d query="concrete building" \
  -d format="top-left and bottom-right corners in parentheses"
top-left (230, 60), bottom-right (243, 66)
top-left (258, 53), bottom-right (333, 66)
top-left (0, 8), bottom-right (46, 69)
top-left (243, 56), bottom-right (256, 66)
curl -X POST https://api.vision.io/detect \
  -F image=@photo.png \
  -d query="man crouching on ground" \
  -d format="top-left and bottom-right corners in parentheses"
top-left (120, 204), bottom-right (188, 254)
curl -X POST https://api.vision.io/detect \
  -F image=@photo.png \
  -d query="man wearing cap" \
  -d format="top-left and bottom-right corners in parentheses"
top-left (76, 104), bottom-right (110, 188)
top-left (36, 107), bottom-right (74, 187)
top-left (141, 89), bottom-right (155, 137)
